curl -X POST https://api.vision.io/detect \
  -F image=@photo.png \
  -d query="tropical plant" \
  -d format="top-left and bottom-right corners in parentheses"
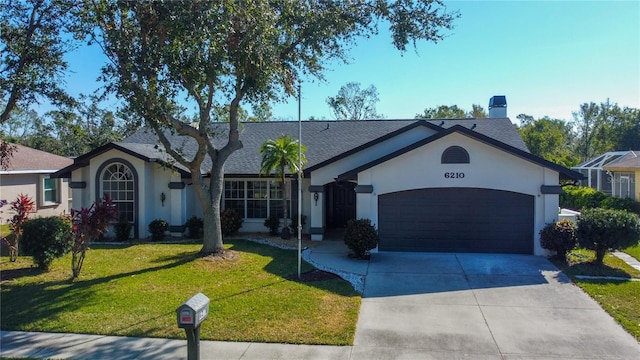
top-left (149, 219), bottom-right (168, 241)
top-left (70, 195), bottom-right (118, 278)
top-left (576, 208), bottom-right (640, 265)
top-left (2, 194), bottom-right (35, 261)
top-left (539, 219), bottom-right (577, 261)
top-left (259, 134), bottom-right (306, 239)
top-left (21, 216), bottom-right (73, 270)
top-left (344, 218), bottom-right (379, 259)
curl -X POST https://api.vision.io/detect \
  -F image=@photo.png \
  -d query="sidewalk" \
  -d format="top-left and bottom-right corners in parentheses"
top-left (0, 331), bottom-right (353, 360)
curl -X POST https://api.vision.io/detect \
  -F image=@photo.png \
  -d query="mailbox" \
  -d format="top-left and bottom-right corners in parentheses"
top-left (176, 292), bottom-right (209, 329)
top-left (176, 293), bottom-right (210, 360)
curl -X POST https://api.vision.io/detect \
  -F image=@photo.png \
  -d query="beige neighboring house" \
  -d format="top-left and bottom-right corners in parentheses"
top-left (0, 144), bottom-right (73, 221)
top-left (602, 150), bottom-right (639, 200)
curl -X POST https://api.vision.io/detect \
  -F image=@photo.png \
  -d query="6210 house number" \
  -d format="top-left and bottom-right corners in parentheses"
top-left (444, 172), bottom-right (465, 179)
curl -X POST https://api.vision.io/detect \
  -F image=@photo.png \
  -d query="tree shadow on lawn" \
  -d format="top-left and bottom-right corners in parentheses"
top-left (0, 250), bottom-right (199, 331)
top-left (227, 240), bottom-right (358, 297)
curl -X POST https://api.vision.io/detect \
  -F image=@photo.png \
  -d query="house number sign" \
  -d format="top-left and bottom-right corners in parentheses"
top-left (444, 172), bottom-right (465, 179)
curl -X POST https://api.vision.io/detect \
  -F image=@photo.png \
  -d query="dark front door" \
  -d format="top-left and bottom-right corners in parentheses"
top-left (326, 182), bottom-right (356, 228)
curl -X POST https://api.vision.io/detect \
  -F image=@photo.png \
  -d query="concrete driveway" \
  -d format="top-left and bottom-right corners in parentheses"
top-left (353, 252), bottom-right (640, 359)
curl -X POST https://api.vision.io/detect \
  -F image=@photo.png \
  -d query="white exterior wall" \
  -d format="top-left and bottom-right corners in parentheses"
top-left (355, 132), bottom-right (561, 256)
top-left (310, 126), bottom-right (438, 238)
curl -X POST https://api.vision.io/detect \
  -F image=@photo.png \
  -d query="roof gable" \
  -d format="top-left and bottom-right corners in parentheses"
top-left (337, 125), bottom-right (582, 181)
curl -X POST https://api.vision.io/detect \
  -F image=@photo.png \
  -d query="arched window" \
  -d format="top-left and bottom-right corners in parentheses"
top-left (441, 146), bottom-right (470, 164)
top-left (101, 162), bottom-right (135, 222)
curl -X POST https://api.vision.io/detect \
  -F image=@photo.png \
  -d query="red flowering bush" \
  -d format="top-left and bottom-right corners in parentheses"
top-left (70, 195), bottom-right (118, 278)
top-left (1, 194), bottom-right (35, 261)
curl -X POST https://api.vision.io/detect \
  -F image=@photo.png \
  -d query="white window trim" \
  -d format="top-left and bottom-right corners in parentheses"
top-left (223, 179), bottom-right (291, 220)
top-left (40, 175), bottom-right (60, 206)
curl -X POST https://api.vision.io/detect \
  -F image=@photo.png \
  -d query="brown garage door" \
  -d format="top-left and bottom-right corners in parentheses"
top-left (378, 188), bottom-right (534, 254)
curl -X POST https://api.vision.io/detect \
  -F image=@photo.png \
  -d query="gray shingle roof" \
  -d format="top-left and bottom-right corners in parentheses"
top-left (123, 118), bottom-right (527, 175)
top-left (1, 144), bottom-right (73, 173)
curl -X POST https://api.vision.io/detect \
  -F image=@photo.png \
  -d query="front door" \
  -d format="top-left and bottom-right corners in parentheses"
top-left (325, 181), bottom-right (356, 228)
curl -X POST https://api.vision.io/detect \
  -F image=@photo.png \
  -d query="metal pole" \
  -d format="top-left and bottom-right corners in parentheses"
top-left (297, 82), bottom-right (302, 279)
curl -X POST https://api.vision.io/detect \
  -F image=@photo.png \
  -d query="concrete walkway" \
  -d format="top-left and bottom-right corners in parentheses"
top-left (2, 242), bottom-right (640, 359)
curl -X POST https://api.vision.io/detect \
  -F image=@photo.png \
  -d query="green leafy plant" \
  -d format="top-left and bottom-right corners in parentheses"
top-left (344, 218), bottom-right (379, 259)
top-left (2, 194), bottom-right (36, 261)
top-left (576, 208), bottom-right (640, 265)
top-left (220, 209), bottom-right (243, 236)
top-left (264, 215), bottom-right (280, 236)
top-left (560, 186), bottom-right (639, 214)
top-left (149, 219), bottom-right (168, 241)
top-left (539, 219), bottom-right (577, 261)
top-left (114, 220), bottom-right (133, 241)
top-left (71, 195), bottom-right (118, 278)
top-left (185, 216), bottom-right (204, 239)
top-left (21, 216), bottom-right (73, 270)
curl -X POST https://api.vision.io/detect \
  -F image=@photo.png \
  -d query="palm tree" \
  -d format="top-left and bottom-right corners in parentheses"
top-left (259, 134), bottom-right (307, 239)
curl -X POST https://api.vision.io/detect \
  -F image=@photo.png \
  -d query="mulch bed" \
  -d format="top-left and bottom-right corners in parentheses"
top-left (286, 269), bottom-right (341, 282)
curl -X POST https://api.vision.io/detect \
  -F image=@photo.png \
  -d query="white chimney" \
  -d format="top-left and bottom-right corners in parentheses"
top-left (488, 96), bottom-right (507, 118)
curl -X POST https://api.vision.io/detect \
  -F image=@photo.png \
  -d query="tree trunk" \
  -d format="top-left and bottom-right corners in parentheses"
top-left (199, 165), bottom-right (225, 255)
top-left (594, 248), bottom-right (606, 265)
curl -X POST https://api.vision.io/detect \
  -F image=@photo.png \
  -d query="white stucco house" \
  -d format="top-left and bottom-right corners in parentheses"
top-left (53, 100), bottom-right (582, 256)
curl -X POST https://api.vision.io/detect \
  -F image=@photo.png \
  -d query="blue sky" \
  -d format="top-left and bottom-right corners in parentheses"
top-left (61, 0), bottom-right (639, 124)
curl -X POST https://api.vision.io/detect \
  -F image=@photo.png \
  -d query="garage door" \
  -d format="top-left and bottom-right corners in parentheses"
top-left (378, 188), bottom-right (534, 254)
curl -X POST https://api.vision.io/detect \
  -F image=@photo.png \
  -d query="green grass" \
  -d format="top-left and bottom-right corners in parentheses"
top-left (623, 242), bottom-right (640, 262)
top-left (551, 249), bottom-right (640, 341)
top-left (0, 223), bottom-right (11, 238)
top-left (0, 240), bottom-right (360, 345)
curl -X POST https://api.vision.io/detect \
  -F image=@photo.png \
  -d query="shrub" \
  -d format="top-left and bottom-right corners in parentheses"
top-left (344, 218), bottom-right (379, 259)
top-left (539, 219), bottom-right (577, 261)
top-left (601, 196), bottom-right (639, 214)
top-left (560, 185), bottom-right (639, 214)
top-left (576, 208), bottom-right (640, 265)
top-left (185, 216), bottom-right (204, 239)
top-left (289, 214), bottom-right (307, 235)
top-left (114, 220), bottom-right (133, 241)
top-left (21, 216), bottom-right (73, 270)
top-left (149, 219), bottom-right (168, 241)
top-left (264, 215), bottom-right (280, 236)
top-left (560, 186), bottom-right (606, 211)
top-left (220, 208), bottom-right (243, 236)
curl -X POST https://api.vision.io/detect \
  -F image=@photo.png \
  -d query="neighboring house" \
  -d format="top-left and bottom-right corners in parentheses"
top-left (0, 144), bottom-right (73, 221)
top-left (572, 150), bottom-right (639, 200)
top-left (571, 151), bottom-right (634, 196)
top-left (53, 100), bottom-right (582, 256)
top-left (602, 151), bottom-right (639, 200)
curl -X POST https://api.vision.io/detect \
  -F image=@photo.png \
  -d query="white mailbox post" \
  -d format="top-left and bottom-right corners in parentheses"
top-left (176, 292), bottom-right (210, 360)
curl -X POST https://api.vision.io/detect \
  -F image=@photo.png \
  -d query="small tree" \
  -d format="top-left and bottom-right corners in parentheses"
top-left (576, 208), bottom-right (640, 265)
top-left (539, 219), bottom-right (577, 261)
top-left (259, 135), bottom-right (306, 239)
top-left (2, 194), bottom-right (35, 261)
top-left (71, 195), bottom-right (118, 279)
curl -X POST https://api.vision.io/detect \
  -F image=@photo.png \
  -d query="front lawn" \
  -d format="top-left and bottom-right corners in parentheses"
top-left (624, 243), bottom-right (640, 262)
top-left (0, 240), bottom-right (360, 345)
top-left (551, 249), bottom-right (640, 341)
